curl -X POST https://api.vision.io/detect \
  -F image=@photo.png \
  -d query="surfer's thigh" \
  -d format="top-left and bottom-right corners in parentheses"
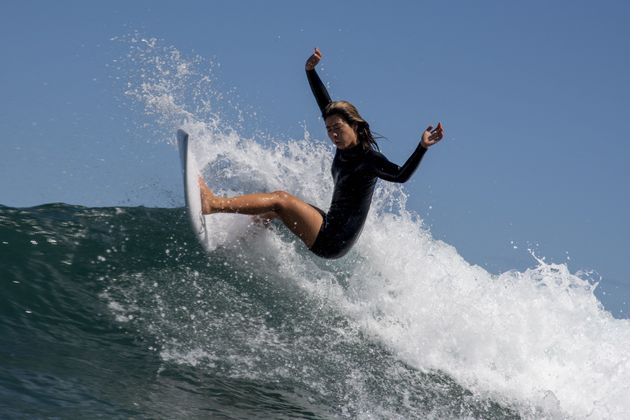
top-left (272, 191), bottom-right (324, 247)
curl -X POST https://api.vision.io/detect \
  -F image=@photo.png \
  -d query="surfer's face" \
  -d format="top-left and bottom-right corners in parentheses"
top-left (325, 115), bottom-right (359, 150)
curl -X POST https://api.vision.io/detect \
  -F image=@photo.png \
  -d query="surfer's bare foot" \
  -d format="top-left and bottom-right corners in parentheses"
top-left (198, 177), bottom-right (216, 214)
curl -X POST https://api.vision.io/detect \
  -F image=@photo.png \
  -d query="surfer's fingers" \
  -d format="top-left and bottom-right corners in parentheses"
top-left (429, 133), bottom-right (442, 142)
top-left (427, 130), bottom-right (443, 142)
top-left (430, 128), bottom-right (443, 137)
top-left (430, 124), bottom-right (444, 139)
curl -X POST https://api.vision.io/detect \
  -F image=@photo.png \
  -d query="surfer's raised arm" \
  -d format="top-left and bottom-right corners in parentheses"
top-left (305, 48), bottom-right (331, 115)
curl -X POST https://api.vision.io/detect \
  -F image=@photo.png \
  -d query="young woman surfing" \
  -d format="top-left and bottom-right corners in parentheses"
top-left (199, 48), bottom-right (444, 258)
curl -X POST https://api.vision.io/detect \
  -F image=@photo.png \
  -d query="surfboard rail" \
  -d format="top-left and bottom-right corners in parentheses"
top-left (177, 129), bottom-right (210, 250)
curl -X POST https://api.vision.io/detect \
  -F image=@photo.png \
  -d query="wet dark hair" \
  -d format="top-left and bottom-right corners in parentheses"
top-left (323, 101), bottom-right (380, 151)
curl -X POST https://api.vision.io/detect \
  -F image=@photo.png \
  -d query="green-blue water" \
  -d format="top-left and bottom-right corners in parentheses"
top-left (0, 204), bottom-right (518, 419)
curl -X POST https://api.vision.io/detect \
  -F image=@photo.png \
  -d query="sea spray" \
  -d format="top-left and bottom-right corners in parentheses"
top-left (346, 208), bottom-right (630, 418)
top-left (116, 36), bottom-right (630, 418)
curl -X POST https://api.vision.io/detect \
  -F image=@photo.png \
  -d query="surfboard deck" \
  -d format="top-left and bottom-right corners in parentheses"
top-left (177, 129), bottom-right (210, 251)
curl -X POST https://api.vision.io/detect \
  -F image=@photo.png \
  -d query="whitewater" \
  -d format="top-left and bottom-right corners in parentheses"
top-left (2, 37), bottom-right (629, 419)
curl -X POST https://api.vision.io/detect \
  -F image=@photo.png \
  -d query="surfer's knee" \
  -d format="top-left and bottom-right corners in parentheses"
top-left (270, 190), bottom-right (295, 211)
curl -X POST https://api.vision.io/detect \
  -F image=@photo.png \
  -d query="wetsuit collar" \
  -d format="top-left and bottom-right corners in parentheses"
top-left (337, 142), bottom-right (364, 154)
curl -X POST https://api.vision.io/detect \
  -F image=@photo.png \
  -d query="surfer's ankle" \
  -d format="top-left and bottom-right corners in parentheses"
top-left (198, 182), bottom-right (215, 214)
top-left (201, 197), bottom-right (211, 214)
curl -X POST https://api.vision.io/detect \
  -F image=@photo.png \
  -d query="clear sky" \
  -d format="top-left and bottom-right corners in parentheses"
top-left (1, 1), bottom-right (629, 312)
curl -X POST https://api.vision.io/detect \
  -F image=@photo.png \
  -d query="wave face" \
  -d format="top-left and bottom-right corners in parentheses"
top-left (0, 204), bottom-right (518, 418)
top-left (2, 38), bottom-right (629, 418)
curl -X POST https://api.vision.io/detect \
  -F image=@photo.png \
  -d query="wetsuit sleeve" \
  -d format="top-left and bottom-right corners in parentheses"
top-left (369, 142), bottom-right (428, 183)
top-left (306, 69), bottom-right (332, 115)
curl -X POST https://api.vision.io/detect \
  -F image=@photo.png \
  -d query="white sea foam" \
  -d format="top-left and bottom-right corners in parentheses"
top-left (123, 37), bottom-right (630, 419)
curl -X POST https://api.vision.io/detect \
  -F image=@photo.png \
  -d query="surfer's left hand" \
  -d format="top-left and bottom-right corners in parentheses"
top-left (305, 48), bottom-right (322, 70)
top-left (420, 122), bottom-right (444, 148)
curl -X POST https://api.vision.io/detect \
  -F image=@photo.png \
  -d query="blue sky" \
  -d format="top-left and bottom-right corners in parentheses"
top-left (1, 1), bottom-right (629, 313)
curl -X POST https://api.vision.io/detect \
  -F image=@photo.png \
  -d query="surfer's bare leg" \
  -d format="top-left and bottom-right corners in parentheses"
top-left (199, 178), bottom-right (322, 247)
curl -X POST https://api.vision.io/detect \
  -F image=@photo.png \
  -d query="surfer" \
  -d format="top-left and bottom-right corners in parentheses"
top-left (198, 48), bottom-right (444, 258)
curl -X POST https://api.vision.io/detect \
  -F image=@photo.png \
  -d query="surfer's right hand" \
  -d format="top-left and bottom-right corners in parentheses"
top-left (305, 48), bottom-right (322, 70)
top-left (420, 122), bottom-right (444, 149)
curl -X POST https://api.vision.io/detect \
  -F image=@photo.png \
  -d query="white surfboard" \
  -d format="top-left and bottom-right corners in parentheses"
top-left (177, 129), bottom-right (211, 251)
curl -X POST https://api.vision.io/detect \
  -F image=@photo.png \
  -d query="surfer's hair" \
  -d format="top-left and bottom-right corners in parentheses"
top-left (323, 101), bottom-right (380, 151)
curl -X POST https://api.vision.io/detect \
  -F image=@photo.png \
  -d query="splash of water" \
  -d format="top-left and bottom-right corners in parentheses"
top-left (119, 36), bottom-right (630, 418)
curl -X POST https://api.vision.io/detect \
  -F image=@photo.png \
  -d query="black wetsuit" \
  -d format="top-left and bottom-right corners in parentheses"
top-left (306, 68), bottom-right (428, 259)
